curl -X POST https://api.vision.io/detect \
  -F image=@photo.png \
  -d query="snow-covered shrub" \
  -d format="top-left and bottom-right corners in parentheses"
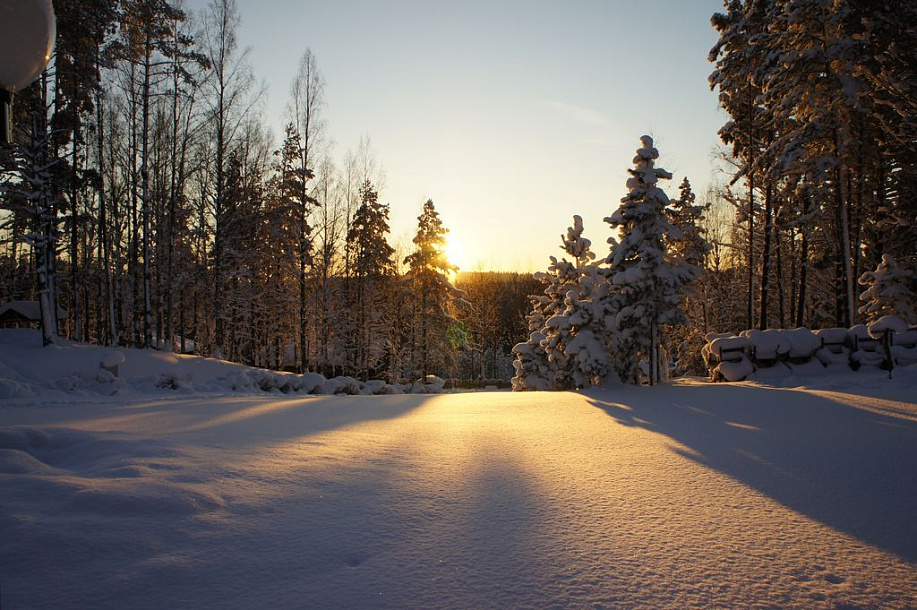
top-left (156, 373), bottom-right (181, 390)
top-left (858, 255), bottom-right (917, 325)
top-left (300, 372), bottom-right (325, 394)
top-left (324, 376), bottom-right (361, 395)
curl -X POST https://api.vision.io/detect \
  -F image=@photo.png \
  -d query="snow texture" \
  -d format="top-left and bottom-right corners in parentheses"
top-left (2, 347), bottom-right (916, 609)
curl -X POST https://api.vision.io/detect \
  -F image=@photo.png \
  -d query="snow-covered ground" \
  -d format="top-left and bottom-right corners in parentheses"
top-left (2, 331), bottom-right (917, 608)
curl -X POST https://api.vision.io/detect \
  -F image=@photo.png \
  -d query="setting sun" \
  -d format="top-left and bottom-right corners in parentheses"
top-left (443, 234), bottom-right (466, 273)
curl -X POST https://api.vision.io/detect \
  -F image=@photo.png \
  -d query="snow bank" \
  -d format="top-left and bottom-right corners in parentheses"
top-left (0, 330), bottom-right (450, 400)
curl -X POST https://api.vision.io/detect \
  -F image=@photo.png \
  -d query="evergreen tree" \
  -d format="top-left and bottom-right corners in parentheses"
top-left (345, 180), bottom-right (395, 379)
top-left (0, 102), bottom-right (63, 346)
top-left (858, 255), bottom-right (917, 325)
top-left (513, 216), bottom-right (606, 390)
top-left (665, 177), bottom-right (710, 374)
top-left (511, 293), bottom-right (552, 391)
top-left (604, 136), bottom-right (693, 385)
top-left (403, 199), bottom-right (460, 380)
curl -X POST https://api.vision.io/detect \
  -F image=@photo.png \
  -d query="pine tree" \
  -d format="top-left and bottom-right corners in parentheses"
top-left (604, 136), bottom-right (693, 385)
top-left (403, 199), bottom-right (461, 380)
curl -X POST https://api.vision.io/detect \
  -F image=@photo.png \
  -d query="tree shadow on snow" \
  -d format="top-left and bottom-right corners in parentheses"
top-left (584, 382), bottom-right (917, 563)
top-left (47, 393), bottom-right (437, 450)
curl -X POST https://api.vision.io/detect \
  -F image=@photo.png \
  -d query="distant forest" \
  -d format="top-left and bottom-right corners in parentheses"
top-left (1, 0), bottom-right (915, 382)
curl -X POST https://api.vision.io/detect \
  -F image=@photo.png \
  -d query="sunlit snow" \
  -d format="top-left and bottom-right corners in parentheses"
top-left (2, 332), bottom-right (916, 608)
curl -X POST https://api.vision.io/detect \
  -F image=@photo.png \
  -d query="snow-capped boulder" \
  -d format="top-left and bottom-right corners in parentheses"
top-left (300, 372), bottom-right (325, 394)
top-left (324, 376), bottom-right (361, 395)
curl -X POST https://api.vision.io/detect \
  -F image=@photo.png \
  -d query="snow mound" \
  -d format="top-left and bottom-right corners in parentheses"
top-left (0, 330), bottom-right (453, 400)
top-left (69, 481), bottom-right (224, 516)
top-left (868, 315), bottom-right (908, 337)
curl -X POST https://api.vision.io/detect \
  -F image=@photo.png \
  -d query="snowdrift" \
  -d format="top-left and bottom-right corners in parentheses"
top-left (0, 330), bottom-right (448, 400)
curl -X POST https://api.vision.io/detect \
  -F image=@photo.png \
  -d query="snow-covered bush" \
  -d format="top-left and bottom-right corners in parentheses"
top-left (324, 376), bottom-right (362, 395)
top-left (858, 255), bottom-right (917, 325)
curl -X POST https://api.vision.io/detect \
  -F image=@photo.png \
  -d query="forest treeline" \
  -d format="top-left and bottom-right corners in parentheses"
top-left (706, 0), bottom-right (916, 333)
top-left (1, 0), bottom-right (916, 383)
top-left (515, 0), bottom-right (917, 387)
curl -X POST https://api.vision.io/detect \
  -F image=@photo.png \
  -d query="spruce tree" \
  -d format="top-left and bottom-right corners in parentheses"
top-left (403, 199), bottom-right (461, 380)
top-left (513, 216), bottom-right (606, 390)
top-left (665, 177), bottom-right (710, 374)
top-left (604, 136), bottom-right (693, 385)
top-left (345, 180), bottom-right (395, 379)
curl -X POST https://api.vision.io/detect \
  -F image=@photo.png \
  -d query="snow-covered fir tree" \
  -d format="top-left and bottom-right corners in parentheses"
top-left (665, 177), bottom-right (710, 374)
top-left (403, 199), bottom-right (462, 380)
top-left (858, 255), bottom-right (917, 325)
top-left (666, 178), bottom-right (709, 268)
top-left (513, 215), bottom-right (607, 390)
top-left (511, 293), bottom-right (553, 391)
top-left (345, 180), bottom-right (396, 379)
top-left (604, 136), bottom-right (694, 385)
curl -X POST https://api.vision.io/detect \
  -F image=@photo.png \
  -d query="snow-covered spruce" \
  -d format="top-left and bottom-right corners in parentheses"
top-left (512, 216), bottom-right (607, 390)
top-left (602, 136), bottom-right (696, 385)
top-left (664, 177), bottom-right (711, 375)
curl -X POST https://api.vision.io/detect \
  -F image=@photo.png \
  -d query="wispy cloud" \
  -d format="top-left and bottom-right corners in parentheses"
top-left (541, 100), bottom-right (612, 129)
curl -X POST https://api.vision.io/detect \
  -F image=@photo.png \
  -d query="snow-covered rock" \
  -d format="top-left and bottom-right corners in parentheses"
top-left (324, 376), bottom-right (361, 395)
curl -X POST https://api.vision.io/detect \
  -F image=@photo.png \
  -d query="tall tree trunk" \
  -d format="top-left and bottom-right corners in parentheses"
top-left (775, 218), bottom-right (786, 329)
top-left (70, 139), bottom-right (82, 341)
top-left (747, 175), bottom-right (756, 330)
top-left (834, 137), bottom-right (855, 327)
top-left (796, 197), bottom-right (810, 328)
top-left (759, 183), bottom-right (773, 329)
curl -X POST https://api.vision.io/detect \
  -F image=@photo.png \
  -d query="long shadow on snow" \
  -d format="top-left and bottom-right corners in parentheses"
top-left (77, 396), bottom-right (555, 609)
top-left (584, 382), bottom-right (917, 563)
top-left (48, 393), bottom-right (436, 449)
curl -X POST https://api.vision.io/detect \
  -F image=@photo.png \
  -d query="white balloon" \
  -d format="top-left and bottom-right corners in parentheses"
top-left (0, 0), bottom-right (56, 92)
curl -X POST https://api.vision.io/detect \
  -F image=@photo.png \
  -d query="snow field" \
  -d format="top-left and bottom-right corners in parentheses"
top-left (2, 373), bottom-right (917, 608)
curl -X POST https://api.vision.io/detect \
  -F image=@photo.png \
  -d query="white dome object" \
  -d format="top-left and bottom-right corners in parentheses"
top-left (0, 0), bottom-right (56, 92)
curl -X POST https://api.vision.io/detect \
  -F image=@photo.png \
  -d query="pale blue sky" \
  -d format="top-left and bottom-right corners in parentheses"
top-left (188, 0), bottom-right (727, 271)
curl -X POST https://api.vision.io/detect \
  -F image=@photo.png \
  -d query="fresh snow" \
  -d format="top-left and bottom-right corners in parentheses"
top-left (2, 331), bottom-right (917, 608)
